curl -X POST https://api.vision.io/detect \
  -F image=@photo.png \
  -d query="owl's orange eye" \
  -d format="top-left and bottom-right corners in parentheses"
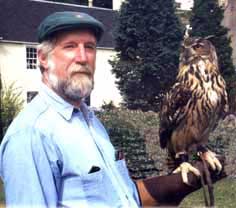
top-left (193, 44), bottom-right (202, 50)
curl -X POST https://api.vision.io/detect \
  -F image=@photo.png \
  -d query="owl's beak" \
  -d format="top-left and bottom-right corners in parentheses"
top-left (181, 48), bottom-right (193, 64)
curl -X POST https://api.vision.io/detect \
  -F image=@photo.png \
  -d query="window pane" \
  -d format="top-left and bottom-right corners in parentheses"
top-left (26, 46), bottom-right (37, 70)
top-left (27, 91), bottom-right (38, 103)
top-left (93, 0), bottom-right (112, 9)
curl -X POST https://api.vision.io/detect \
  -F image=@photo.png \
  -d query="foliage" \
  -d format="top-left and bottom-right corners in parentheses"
top-left (110, 0), bottom-right (183, 111)
top-left (100, 101), bottom-right (116, 111)
top-left (96, 107), bottom-right (168, 179)
top-left (97, 106), bottom-right (236, 179)
top-left (1, 81), bottom-right (24, 141)
top-left (176, 10), bottom-right (192, 26)
top-left (180, 178), bottom-right (236, 207)
top-left (0, 180), bottom-right (4, 205)
top-left (208, 115), bottom-right (236, 178)
top-left (189, 0), bottom-right (236, 111)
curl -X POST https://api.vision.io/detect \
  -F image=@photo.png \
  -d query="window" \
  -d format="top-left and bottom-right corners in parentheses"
top-left (27, 91), bottom-right (38, 103)
top-left (40, 0), bottom-right (112, 9)
top-left (26, 46), bottom-right (37, 69)
top-left (93, 0), bottom-right (112, 9)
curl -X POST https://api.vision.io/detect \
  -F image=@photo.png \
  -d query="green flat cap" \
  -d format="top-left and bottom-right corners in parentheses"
top-left (37, 11), bottom-right (105, 42)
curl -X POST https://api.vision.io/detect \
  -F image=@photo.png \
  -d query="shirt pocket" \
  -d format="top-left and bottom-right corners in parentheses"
top-left (81, 168), bottom-right (104, 197)
top-left (59, 171), bottom-right (105, 206)
top-left (81, 167), bottom-right (118, 204)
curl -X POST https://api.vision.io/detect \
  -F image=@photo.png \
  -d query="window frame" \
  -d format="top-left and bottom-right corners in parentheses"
top-left (27, 91), bottom-right (38, 103)
top-left (26, 45), bottom-right (38, 70)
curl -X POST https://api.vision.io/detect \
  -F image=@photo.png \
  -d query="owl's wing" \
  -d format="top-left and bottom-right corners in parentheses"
top-left (159, 83), bottom-right (192, 149)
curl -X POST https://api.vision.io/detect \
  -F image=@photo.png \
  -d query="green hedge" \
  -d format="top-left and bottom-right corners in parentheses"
top-left (97, 107), bottom-right (236, 179)
top-left (96, 108), bottom-right (168, 179)
top-left (209, 115), bottom-right (236, 178)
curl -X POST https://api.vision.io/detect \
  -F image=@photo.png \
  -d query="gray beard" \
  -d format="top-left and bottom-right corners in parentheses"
top-left (48, 72), bottom-right (93, 102)
top-left (47, 60), bottom-right (94, 102)
top-left (61, 75), bottom-right (93, 102)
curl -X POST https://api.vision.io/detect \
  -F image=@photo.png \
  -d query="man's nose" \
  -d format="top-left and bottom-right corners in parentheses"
top-left (74, 45), bottom-right (87, 64)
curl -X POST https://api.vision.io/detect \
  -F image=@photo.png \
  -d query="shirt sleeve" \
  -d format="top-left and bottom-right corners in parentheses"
top-left (0, 127), bottom-right (58, 207)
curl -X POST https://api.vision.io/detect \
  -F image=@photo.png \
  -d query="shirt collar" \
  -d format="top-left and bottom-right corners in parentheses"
top-left (39, 83), bottom-right (93, 121)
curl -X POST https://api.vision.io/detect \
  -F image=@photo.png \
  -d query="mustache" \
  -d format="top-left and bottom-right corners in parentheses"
top-left (70, 65), bottom-right (93, 76)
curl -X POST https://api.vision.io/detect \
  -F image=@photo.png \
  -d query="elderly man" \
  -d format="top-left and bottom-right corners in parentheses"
top-left (0, 11), bottom-right (224, 207)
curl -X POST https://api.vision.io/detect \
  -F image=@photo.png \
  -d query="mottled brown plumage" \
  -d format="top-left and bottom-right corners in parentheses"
top-left (159, 36), bottom-right (228, 183)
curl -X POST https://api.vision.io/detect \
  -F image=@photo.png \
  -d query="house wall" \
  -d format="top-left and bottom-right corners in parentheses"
top-left (0, 43), bottom-right (41, 101)
top-left (92, 48), bottom-right (122, 107)
top-left (113, 0), bottom-right (123, 10)
top-left (0, 42), bottom-right (122, 108)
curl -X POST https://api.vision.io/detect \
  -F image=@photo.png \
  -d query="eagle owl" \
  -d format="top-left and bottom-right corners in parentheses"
top-left (159, 36), bottom-right (228, 183)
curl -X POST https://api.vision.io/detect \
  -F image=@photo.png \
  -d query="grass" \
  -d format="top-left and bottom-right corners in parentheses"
top-left (0, 178), bottom-right (235, 207)
top-left (0, 180), bottom-right (4, 207)
top-left (180, 178), bottom-right (236, 207)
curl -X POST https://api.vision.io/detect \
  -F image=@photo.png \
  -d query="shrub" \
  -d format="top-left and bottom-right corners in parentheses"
top-left (209, 115), bottom-right (236, 178)
top-left (97, 107), bottom-right (236, 179)
top-left (0, 81), bottom-right (24, 141)
top-left (96, 108), bottom-right (168, 179)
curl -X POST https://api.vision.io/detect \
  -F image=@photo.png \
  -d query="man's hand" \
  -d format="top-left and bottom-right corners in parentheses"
top-left (135, 155), bottom-right (226, 207)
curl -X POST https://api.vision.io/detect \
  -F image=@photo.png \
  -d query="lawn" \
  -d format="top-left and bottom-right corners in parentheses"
top-left (0, 178), bottom-right (235, 207)
top-left (0, 180), bottom-right (4, 207)
top-left (180, 178), bottom-right (236, 207)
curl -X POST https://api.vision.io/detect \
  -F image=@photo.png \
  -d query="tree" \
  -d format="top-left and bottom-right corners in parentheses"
top-left (110, 0), bottom-right (183, 111)
top-left (189, 0), bottom-right (236, 111)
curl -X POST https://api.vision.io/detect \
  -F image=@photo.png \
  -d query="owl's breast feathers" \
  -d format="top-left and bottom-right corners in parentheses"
top-left (159, 58), bottom-right (228, 150)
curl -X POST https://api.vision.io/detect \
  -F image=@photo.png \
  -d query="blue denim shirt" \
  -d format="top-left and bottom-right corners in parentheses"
top-left (0, 84), bottom-right (140, 208)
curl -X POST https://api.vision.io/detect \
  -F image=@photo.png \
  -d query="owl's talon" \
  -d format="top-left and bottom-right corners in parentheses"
top-left (173, 162), bottom-right (200, 184)
top-left (199, 150), bottom-right (222, 172)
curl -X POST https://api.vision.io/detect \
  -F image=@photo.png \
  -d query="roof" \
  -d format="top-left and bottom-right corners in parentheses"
top-left (0, 0), bottom-right (116, 48)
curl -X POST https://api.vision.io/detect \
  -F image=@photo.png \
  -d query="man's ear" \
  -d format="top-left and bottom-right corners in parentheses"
top-left (37, 49), bottom-right (48, 70)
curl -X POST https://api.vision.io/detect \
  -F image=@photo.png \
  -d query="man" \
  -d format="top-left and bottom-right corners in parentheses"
top-left (0, 11), bottom-right (225, 207)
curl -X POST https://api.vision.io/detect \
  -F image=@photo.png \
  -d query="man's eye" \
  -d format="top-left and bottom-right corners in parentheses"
top-left (64, 44), bottom-right (76, 48)
top-left (85, 44), bottom-right (96, 50)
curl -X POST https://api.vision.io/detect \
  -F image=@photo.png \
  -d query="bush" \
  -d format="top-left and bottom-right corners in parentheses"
top-left (97, 107), bottom-right (236, 179)
top-left (96, 107), bottom-right (168, 179)
top-left (0, 81), bottom-right (24, 141)
top-left (209, 114), bottom-right (236, 178)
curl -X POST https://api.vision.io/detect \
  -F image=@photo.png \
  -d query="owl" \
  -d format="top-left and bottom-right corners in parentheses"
top-left (159, 36), bottom-right (228, 184)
